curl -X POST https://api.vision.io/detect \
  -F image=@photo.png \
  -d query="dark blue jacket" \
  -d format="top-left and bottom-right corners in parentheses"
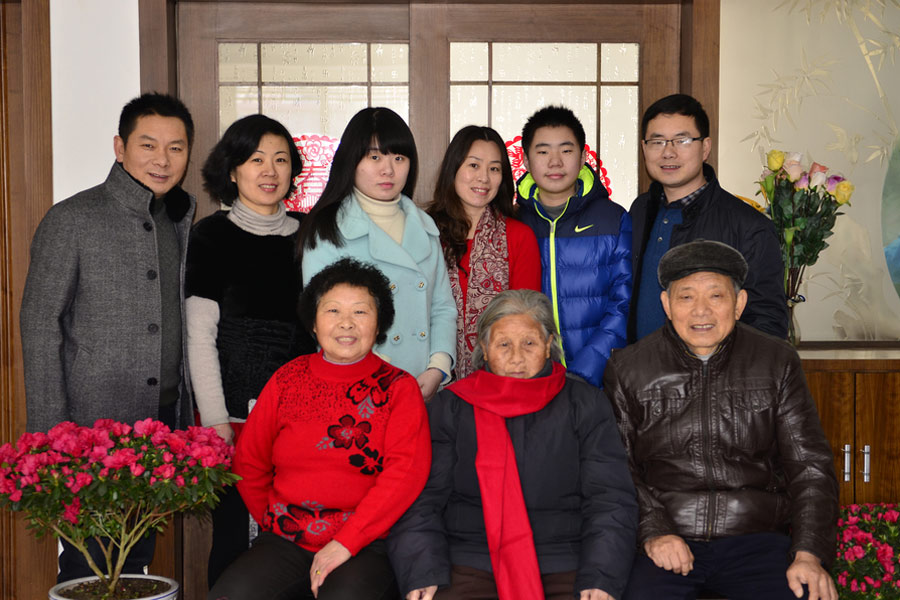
top-left (516, 165), bottom-right (632, 387)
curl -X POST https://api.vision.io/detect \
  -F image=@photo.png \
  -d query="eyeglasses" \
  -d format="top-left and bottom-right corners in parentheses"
top-left (642, 136), bottom-right (705, 152)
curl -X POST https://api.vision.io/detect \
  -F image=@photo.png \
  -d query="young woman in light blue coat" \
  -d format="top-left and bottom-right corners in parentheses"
top-left (299, 107), bottom-right (456, 401)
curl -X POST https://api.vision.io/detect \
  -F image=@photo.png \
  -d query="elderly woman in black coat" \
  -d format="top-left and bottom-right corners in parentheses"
top-left (388, 289), bottom-right (638, 600)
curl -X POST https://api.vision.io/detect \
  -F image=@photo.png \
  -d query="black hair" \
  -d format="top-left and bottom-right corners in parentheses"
top-left (427, 125), bottom-right (517, 268)
top-left (118, 93), bottom-right (195, 147)
top-left (640, 93), bottom-right (710, 140)
top-left (521, 105), bottom-right (586, 156)
top-left (298, 107), bottom-right (418, 256)
top-left (201, 114), bottom-right (303, 205)
top-left (298, 258), bottom-right (395, 345)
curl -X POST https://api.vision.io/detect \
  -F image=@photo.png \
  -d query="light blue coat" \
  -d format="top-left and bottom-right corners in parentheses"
top-left (302, 194), bottom-right (457, 378)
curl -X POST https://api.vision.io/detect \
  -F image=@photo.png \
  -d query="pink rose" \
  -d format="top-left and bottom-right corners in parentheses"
top-left (809, 161), bottom-right (828, 175)
top-left (810, 170), bottom-right (826, 188)
top-left (795, 172), bottom-right (809, 190)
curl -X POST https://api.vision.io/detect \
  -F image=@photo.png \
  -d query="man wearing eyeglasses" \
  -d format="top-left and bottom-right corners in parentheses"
top-left (628, 94), bottom-right (788, 342)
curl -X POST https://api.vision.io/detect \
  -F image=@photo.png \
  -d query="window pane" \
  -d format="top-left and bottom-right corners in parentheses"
top-left (261, 85), bottom-right (368, 139)
top-left (450, 43), bottom-right (489, 81)
top-left (450, 85), bottom-right (489, 136)
top-left (219, 43), bottom-right (258, 83)
top-left (261, 43), bottom-right (368, 82)
top-left (601, 43), bottom-right (639, 83)
top-left (493, 44), bottom-right (597, 82)
top-left (219, 86), bottom-right (259, 136)
top-left (491, 85), bottom-right (597, 151)
top-left (371, 86), bottom-right (410, 122)
top-left (600, 85), bottom-right (639, 207)
top-left (371, 44), bottom-right (409, 82)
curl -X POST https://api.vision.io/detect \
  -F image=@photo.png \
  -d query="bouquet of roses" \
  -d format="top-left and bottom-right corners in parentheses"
top-left (0, 418), bottom-right (239, 597)
top-left (833, 503), bottom-right (900, 599)
top-left (757, 150), bottom-right (854, 308)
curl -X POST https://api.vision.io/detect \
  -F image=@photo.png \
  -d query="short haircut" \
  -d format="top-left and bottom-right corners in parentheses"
top-left (640, 93), bottom-right (709, 140)
top-left (118, 93), bottom-right (195, 147)
top-left (521, 105), bottom-right (586, 156)
top-left (202, 114), bottom-right (303, 205)
top-left (471, 289), bottom-right (563, 369)
top-left (298, 258), bottom-right (395, 346)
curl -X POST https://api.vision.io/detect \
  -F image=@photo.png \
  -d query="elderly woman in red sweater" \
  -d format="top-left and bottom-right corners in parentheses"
top-left (209, 258), bottom-right (432, 600)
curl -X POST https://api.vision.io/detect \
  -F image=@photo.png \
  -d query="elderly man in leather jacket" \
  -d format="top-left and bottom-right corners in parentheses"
top-left (604, 240), bottom-right (838, 600)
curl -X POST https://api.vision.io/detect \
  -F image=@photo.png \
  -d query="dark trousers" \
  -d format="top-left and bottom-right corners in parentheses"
top-left (208, 532), bottom-right (399, 600)
top-left (434, 565), bottom-right (577, 600)
top-left (58, 534), bottom-right (156, 584)
top-left (622, 532), bottom-right (809, 600)
top-left (207, 484), bottom-right (251, 588)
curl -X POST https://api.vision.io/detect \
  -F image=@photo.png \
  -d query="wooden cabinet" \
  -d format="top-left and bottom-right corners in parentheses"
top-left (801, 351), bottom-right (900, 506)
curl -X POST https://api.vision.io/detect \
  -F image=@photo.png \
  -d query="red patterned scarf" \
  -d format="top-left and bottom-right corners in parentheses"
top-left (448, 208), bottom-right (509, 379)
top-left (448, 362), bottom-right (566, 600)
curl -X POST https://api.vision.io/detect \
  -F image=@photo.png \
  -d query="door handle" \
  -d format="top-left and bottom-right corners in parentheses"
top-left (861, 445), bottom-right (871, 483)
top-left (843, 444), bottom-right (852, 482)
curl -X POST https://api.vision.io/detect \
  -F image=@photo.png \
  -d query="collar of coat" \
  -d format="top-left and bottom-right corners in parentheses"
top-left (106, 161), bottom-right (193, 223)
top-left (336, 192), bottom-right (441, 268)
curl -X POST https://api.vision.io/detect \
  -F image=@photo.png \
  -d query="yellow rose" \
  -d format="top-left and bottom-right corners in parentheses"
top-left (766, 149), bottom-right (785, 171)
top-left (834, 180), bottom-right (854, 205)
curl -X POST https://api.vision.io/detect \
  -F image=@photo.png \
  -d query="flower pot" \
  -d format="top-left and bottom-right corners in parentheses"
top-left (48, 574), bottom-right (178, 600)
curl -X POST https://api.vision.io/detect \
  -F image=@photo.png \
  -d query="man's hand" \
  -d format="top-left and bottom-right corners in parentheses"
top-left (644, 534), bottom-right (694, 575)
top-left (406, 586), bottom-right (438, 600)
top-left (786, 551), bottom-right (836, 600)
top-left (211, 423), bottom-right (234, 445)
top-left (416, 368), bottom-right (443, 402)
top-left (310, 540), bottom-right (351, 597)
top-left (579, 588), bottom-right (614, 600)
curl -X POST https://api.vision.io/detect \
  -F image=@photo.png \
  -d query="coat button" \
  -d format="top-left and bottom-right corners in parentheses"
top-left (418, 331), bottom-right (427, 339)
top-left (391, 334), bottom-right (401, 344)
top-left (663, 218), bottom-right (669, 224)
top-left (143, 222), bottom-right (153, 232)
top-left (148, 323), bottom-right (159, 333)
top-left (657, 236), bottom-right (663, 243)
top-left (389, 283), bottom-right (397, 293)
top-left (417, 281), bottom-right (426, 290)
top-left (147, 269), bottom-right (158, 280)
top-left (147, 377), bottom-right (158, 386)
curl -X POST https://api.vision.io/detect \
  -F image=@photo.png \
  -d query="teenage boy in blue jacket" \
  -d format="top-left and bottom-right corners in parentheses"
top-left (516, 105), bottom-right (632, 388)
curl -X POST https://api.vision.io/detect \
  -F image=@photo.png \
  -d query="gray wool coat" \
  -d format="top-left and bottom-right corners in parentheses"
top-left (20, 162), bottom-right (196, 432)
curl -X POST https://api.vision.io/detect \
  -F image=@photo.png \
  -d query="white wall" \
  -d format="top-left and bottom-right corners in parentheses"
top-left (50, 0), bottom-right (140, 204)
top-left (719, 0), bottom-right (900, 341)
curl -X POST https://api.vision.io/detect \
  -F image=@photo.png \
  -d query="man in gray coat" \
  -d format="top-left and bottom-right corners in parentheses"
top-left (19, 93), bottom-right (196, 582)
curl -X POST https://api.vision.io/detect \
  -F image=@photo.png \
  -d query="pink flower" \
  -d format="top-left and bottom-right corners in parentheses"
top-left (810, 170), bottom-right (826, 188)
top-left (782, 153), bottom-right (805, 182)
top-left (129, 463), bottom-right (145, 477)
top-left (133, 418), bottom-right (167, 438)
top-left (809, 161), bottom-right (828, 175)
top-left (175, 475), bottom-right (185, 487)
top-left (8, 488), bottom-right (22, 502)
top-left (153, 464), bottom-right (175, 480)
top-left (62, 497), bottom-right (81, 524)
top-left (65, 472), bottom-right (93, 494)
top-left (851, 579), bottom-right (859, 592)
top-left (795, 172), bottom-right (809, 190)
top-left (884, 510), bottom-right (899, 523)
top-left (102, 448), bottom-right (138, 469)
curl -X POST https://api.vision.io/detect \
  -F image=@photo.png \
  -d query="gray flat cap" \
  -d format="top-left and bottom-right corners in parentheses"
top-left (658, 239), bottom-right (749, 288)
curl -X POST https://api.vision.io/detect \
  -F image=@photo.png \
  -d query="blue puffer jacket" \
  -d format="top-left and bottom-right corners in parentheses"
top-left (516, 165), bottom-right (632, 387)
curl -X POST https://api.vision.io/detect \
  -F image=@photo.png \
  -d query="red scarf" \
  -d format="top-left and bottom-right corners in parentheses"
top-left (448, 362), bottom-right (566, 600)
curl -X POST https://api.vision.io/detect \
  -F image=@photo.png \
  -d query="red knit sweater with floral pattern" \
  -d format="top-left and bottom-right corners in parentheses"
top-left (234, 351), bottom-right (431, 555)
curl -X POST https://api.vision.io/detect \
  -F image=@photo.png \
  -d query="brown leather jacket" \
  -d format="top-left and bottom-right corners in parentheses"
top-left (604, 322), bottom-right (837, 564)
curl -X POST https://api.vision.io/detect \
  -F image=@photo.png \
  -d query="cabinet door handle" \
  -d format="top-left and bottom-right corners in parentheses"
top-left (843, 444), bottom-right (852, 482)
top-left (861, 445), bottom-right (871, 483)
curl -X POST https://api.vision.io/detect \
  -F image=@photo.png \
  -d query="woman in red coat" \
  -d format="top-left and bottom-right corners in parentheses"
top-left (427, 126), bottom-right (541, 379)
